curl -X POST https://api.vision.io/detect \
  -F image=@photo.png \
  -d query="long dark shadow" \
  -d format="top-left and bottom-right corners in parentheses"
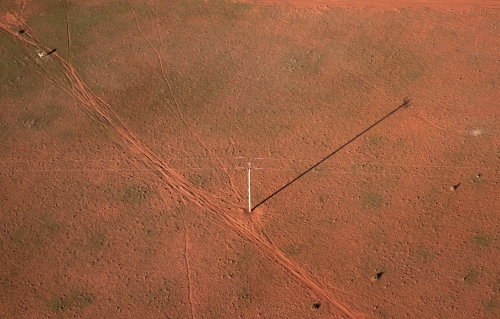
top-left (253, 98), bottom-right (412, 210)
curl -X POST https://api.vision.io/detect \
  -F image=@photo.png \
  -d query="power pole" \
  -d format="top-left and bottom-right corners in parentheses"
top-left (247, 162), bottom-right (251, 213)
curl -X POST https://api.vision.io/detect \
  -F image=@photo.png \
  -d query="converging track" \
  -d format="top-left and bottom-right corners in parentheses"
top-left (1, 11), bottom-right (359, 318)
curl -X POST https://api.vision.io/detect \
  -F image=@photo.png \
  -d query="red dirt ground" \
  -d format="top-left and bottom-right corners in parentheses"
top-left (239, 0), bottom-right (500, 10)
top-left (1, 0), bottom-right (499, 318)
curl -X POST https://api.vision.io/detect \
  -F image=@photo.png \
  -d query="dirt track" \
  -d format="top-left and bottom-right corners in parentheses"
top-left (240, 0), bottom-right (500, 10)
top-left (1, 0), bottom-right (499, 318)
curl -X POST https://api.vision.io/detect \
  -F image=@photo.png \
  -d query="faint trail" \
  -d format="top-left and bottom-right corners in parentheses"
top-left (3, 165), bottom-right (497, 180)
top-left (64, 0), bottom-right (71, 63)
top-left (225, 55), bottom-right (265, 200)
top-left (212, 210), bottom-right (358, 318)
top-left (126, 0), bottom-right (241, 202)
top-left (0, 43), bottom-right (72, 100)
top-left (1, 1), bottom-right (22, 26)
top-left (310, 38), bottom-right (395, 103)
top-left (0, 17), bottom-right (78, 97)
top-left (227, 78), bottom-right (247, 153)
top-left (227, 55), bottom-right (262, 154)
top-left (39, 77), bottom-right (47, 104)
top-left (275, 16), bottom-right (396, 104)
top-left (436, 8), bottom-right (499, 38)
top-left (179, 201), bottom-right (196, 319)
top-left (3, 17), bottom-right (497, 319)
top-left (148, 0), bottom-right (243, 202)
top-left (413, 110), bottom-right (456, 132)
top-left (145, 0), bottom-right (162, 45)
top-left (18, 1), bottom-right (25, 20)
top-left (0, 21), bottom-right (358, 318)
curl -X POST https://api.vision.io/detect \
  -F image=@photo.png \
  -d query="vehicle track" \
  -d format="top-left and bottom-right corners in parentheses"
top-left (126, 0), bottom-right (242, 203)
top-left (0, 17), bottom-right (358, 318)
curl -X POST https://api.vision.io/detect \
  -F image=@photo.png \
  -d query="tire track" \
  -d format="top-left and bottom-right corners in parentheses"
top-left (179, 201), bottom-right (196, 319)
top-left (126, 0), bottom-right (242, 203)
top-left (0, 19), bottom-right (358, 318)
top-left (64, 0), bottom-right (71, 63)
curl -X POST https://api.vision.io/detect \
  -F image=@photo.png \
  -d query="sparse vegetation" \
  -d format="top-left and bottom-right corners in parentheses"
top-left (360, 192), bottom-right (383, 209)
top-left (238, 288), bottom-right (251, 300)
top-left (416, 249), bottom-right (434, 263)
top-left (17, 104), bottom-right (61, 131)
top-left (144, 228), bottom-right (155, 238)
top-left (483, 298), bottom-right (498, 313)
top-left (41, 216), bottom-right (61, 236)
top-left (282, 244), bottom-right (301, 256)
top-left (188, 173), bottom-right (209, 188)
top-left (89, 232), bottom-right (105, 251)
top-left (48, 292), bottom-right (95, 312)
top-left (462, 269), bottom-right (481, 285)
top-left (472, 234), bottom-right (493, 247)
top-left (122, 185), bottom-right (149, 204)
top-left (283, 46), bottom-right (324, 76)
top-left (1, 1), bottom-right (498, 318)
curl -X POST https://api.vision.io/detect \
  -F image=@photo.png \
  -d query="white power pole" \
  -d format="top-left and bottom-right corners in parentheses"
top-left (247, 162), bottom-right (252, 213)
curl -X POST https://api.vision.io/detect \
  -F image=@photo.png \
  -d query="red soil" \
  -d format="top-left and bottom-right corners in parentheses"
top-left (1, 0), bottom-right (499, 318)
top-left (238, 0), bottom-right (500, 10)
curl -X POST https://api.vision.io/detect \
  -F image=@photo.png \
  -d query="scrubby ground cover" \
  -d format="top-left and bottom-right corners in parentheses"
top-left (1, 0), bottom-right (499, 318)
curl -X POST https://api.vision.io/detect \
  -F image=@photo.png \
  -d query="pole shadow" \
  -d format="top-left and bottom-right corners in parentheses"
top-left (252, 98), bottom-right (412, 210)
